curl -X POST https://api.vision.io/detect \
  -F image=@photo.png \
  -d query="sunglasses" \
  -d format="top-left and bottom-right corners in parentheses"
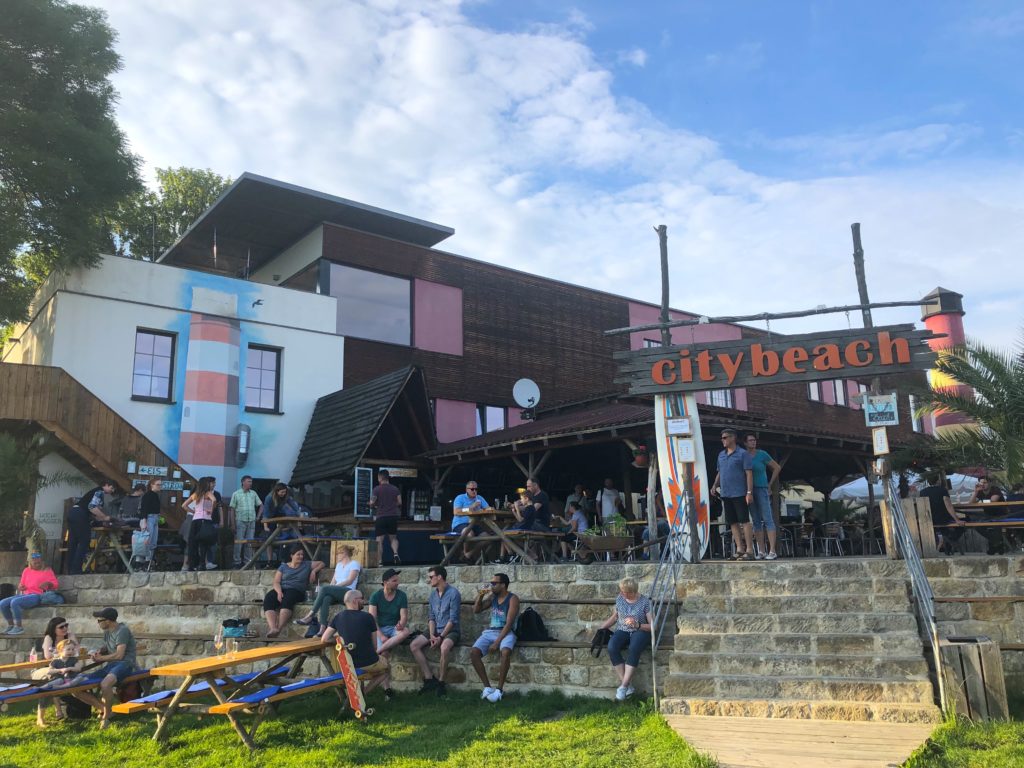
top-left (57, 624), bottom-right (69, 630)
top-left (467, 488), bottom-right (478, 491)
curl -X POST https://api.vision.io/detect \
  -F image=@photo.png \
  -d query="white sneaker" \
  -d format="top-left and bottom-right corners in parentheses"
top-left (754, 552), bottom-right (764, 560)
top-left (481, 686), bottom-right (495, 699)
top-left (180, 565), bottom-right (189, 572)
top-left (205, 562), bottom-right (218, 570)
top-left (765, 552), bottom-right (778, 561)
top-left (486, 688), bottom-right (503, 703)
top-left (624, 686), bottom-right (635, 698)
top-left (615, 686), bottom-right (627, 701)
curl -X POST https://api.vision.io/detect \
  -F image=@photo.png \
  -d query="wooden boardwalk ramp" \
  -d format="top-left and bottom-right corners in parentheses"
top-left (666, 715), bottom-right (935, 768)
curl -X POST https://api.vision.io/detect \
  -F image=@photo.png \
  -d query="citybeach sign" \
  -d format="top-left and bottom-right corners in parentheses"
top-left (614, 324), bottom-right (938, 395)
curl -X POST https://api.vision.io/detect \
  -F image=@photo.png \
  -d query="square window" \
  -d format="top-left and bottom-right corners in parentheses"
top-left (152, 334), bottom-right (172, 357)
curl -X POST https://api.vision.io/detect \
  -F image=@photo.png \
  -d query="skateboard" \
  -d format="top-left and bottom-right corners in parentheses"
top-left (335, 640), bottom-right (373, 721)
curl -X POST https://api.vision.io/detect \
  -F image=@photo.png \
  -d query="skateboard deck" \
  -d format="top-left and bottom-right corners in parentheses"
top-left (334, 640), bottom-right (372, 720)
top-left (655, 393), bottom-right (711, 560)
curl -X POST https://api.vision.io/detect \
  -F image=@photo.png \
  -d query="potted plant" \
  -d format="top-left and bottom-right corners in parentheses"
top-left (631, 444), bottom-right (650, 469)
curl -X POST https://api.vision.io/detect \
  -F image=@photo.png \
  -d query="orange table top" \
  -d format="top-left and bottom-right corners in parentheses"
top-left (149, 639), bottom-right (328, 677)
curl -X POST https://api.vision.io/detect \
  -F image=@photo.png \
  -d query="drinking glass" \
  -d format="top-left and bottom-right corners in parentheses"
top-left (227, 638), bottom-right (238, 659)
top-left (213, 630), bottom-right (224, 656)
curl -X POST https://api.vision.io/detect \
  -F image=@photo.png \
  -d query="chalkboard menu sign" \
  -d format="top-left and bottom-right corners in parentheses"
top-left (354, 466), bottom-right (374, 519)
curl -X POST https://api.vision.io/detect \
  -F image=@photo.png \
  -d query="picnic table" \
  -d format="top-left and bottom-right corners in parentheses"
top-left (241, 515), bottom-right (349, 569)
top-left (83, 522), bottom-right (137, 573)
top-left (137, 638), bottom-right (337, 748)
top-left (438, 508), bottom-right (549, 565)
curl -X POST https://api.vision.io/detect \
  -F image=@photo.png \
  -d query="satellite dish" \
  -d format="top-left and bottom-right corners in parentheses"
top-left (513, 378), bottom-right (541, 409)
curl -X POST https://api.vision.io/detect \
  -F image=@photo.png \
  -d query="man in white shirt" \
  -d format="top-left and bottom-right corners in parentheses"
top-left (596, 478), bottom-right (624, 526)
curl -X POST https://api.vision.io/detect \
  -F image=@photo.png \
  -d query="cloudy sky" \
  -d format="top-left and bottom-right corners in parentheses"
top-left (93, 0), bottom-right (1024, 347)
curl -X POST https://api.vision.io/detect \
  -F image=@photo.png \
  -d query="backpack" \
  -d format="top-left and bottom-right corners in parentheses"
top-left (61, 695), bottom-right (92, 720)
top-left (516, 607), bottom-right (555, 641)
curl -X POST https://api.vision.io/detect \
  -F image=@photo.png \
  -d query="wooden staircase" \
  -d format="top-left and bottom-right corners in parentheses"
top-left (0, 362), bottom-right (195, 524)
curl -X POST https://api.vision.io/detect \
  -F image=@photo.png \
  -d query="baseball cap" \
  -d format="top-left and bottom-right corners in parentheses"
top-left (92, 607), bottom-right (118, 621)
top-left (381, 568), bottom-right (401, 581)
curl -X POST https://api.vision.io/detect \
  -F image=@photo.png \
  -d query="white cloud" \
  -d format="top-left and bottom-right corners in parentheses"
top-left (93, 0), bottom-right (1024, 350)
top-left (617, 47), bottom-right (647, 67)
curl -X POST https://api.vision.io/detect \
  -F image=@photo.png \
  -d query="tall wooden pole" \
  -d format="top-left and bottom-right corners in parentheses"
top-left (656, 225), bottom-right (671, 349)
top-left (649, 225), bottom-right (671, 557)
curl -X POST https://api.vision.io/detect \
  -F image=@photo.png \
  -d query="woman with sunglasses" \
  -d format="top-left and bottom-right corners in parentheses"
top-left (31, 617), bottom-right (79, 727)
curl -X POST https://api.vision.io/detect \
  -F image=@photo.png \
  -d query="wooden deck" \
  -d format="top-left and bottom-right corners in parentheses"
top-left (666, 715), bottom-right (936, 768)
top-left (0, 362), bottom-right (195, 524)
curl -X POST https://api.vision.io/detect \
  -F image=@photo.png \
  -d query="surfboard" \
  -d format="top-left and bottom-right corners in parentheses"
top-left (654, 393), bottom-right (711, 561)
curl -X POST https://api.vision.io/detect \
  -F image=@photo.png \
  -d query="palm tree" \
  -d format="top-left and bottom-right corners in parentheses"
top-left (0, 430), bottom-right (84, 551)
top-left (912, 335), bottom-right (1024, 486)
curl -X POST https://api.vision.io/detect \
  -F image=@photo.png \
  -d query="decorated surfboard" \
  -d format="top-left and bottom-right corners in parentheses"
top-left (654, 392), bottom-right (711, 560)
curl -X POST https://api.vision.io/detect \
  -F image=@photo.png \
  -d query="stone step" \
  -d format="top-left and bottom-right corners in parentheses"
top-left (676, 611), bottom-right (919, 635)
top-left (664, 673), bottom-right (935, 703)
top-left (677, 594), bottom-right (910, 615)
top-left (670, 651), bottom-right (929, 679)
top-left (676, 630), bottom-right (925, 656)
top-left (660, 697), bottom-right (943, 723)
top-left (677, 576), bottom-right (909, 598)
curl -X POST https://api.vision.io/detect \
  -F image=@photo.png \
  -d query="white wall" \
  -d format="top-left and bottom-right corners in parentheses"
top-left (34, 453), bottom-right (91, 541)
top-left (250, 225), bottom-right (324, 287)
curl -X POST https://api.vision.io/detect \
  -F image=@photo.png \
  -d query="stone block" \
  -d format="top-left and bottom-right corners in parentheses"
top-left (540, 647), bottom-right (573, 665)
top-left (676, 635), bottom-right (720, 653)
top-left (514, 566), bottom-right (547, 582)
top-left (517, 646), bottom-right (542, 662)
top-left (503, 664), bottom-right (531, 684)
top-left (529, 583), bottom-right (564, 600)
top-left (230, 570), bottom-right (261, 585)
top-left (568, 583), bottom-right (602, 600)
top-left (181, 587), bottom-right (215, 603)
top-left (165, 572), bottom-right (192, 587)
top-left (563, 665), bottom-right (589, 686)
top-left (583, 564), bottom-right (625, 582)
top-left (539, 605), bottom-right (570, 620)
top-left (588, 665), bottom-right (623, 689)
top-left (578, 605), bottom-right (611, 622)
top-left (531, 664), bottom-right (561, 686)
top-left (970, 602), bottom-right (1016, 621)
top-left (950, 558), bottom-right (1009, 579)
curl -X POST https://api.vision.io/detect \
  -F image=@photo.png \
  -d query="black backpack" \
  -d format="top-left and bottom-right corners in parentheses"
top-left (516, 607), bottom-right (555, 641)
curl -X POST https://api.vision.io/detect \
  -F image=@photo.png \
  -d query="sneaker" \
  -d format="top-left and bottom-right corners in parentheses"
top-left (624, 686), bottom-right (635, 698)
top-left (303, 623), bottom-right (321, 639)
top-left (418, 678), bottom-right (438, 694)
top-left (393, 555), bottom-right (402, 566)
top-left (615, 685), bottom-right (627, 701)
top-left (205, 561), bottom-right (218, 570)
top-left (232, 560), bottom-right (242, 569)
top-left (486, 688), bottom-right (503, 703)
top-left (754, 551), bottom-right (764, 560)
top-left (765, 551), bottom-right (778, 561)
top-left (180, 565), bottom-right (189, 572)
top-left (7, 626), bottom-right (24, 635)
top-left (481, 686), bottom-right (495, 700)
top-left (435, 681), bottom-right (447, 697)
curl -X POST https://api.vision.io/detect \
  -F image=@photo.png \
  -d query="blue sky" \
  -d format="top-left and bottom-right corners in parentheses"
top-left (94, 0), bottom-right (1024, 347)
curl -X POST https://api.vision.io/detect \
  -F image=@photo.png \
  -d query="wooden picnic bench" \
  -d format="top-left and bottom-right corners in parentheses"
top-left (241, 516), bottom-right (350, 569)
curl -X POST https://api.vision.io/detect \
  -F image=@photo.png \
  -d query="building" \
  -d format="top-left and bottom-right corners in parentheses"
top-left (2, 172), bottom-right (936, 538)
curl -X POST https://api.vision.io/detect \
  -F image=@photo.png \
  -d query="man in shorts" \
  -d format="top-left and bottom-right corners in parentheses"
top-left (367, 568), bottom-right (411, 658)
top-left (322, 591), bottom-right (391, 696)
top-left (369, 470), bottom-right (402, 565)
top-left (74, 607), bottom-right (138, 728)
top-left (451, 480), bottom-right (490, 560)
top-left (469, 572), bottom-right (520, 702)
top-left (409, 565), bottom-right (461, 696)
top-left (711, 428), bottom-right (755, 560)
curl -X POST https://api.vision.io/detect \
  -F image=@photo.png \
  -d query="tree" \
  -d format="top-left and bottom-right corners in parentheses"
top-left (111, 167), bottom-right (232, 259)
top-left (913, 335), bottom-right (1024, 486)
top-left (0, 0), bottom-right (141, 327)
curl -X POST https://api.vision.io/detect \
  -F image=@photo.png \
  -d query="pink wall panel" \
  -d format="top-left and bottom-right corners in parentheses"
top-left (435, 398), bottom-right (477, 443)
top-left (507, 408), bottom-right (528, 428)
top-left (846, 380), bottom-right (861, 410)
top-left (821, 380), bottom-right (836, 405)
top-left (733, 388), bottom-right (747, 411)
top-left (627, 302), bottom-right (742, 351)
top-left (414, 279), bottom-right (463, 356)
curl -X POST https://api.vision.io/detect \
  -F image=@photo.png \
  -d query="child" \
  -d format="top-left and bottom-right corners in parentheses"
top-left (32, 639), bottom-right (83, 726)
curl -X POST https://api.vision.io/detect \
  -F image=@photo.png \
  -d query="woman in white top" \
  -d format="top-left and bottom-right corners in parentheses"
top-left (295, 544), bottom-right (361, 635)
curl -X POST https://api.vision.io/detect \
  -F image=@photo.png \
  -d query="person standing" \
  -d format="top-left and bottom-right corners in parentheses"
top-left (409, 565), bottom-right (461, 696)
top-left (369, 470), bottom-right (402, 565)
top-left (182, 478), bottom-right (217, 571)
top-left (920, 473), bottom-right (964, 554)
top-left (470, 572), bottom-right (520, 703)
top-left (139, 478), bottom-right (163, 567)
top-left (596, 478), bottom-right (624, 527)
top-left (711, 429), bottom-right (754, 560)
top-left (565, 484), bottom-right (592, 522)
top-left (228, 475), bottom-right (262, 568)
top-left (743, 434), bottom-right (782, 560)
top-left (66, 481), bottom-right (114, 575)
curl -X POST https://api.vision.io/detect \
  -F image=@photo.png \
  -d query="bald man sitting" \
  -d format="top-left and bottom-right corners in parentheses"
top-left (321, 590), bottom-right (392, 698)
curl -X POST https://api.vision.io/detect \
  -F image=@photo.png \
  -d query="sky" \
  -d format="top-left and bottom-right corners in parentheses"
top-left (91, 0), bottom-right (1024, 348)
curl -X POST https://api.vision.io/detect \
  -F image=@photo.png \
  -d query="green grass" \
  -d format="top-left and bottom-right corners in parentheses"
top-left (904, 693), bottom-right (1024, 768)
top-left (0, 689), bottom-right (718, 768)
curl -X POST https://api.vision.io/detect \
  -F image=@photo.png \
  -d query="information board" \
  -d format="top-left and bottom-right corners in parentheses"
top-left (354, 466), bottom-right (374, 519)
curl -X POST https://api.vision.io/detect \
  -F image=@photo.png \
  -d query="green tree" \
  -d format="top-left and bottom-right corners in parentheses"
top-left (913, 336), bottom-right (1024, 486)
top-left (111, 167), bottom-right (232, 260)
top-left (0, 0), bottom-right (141, 327)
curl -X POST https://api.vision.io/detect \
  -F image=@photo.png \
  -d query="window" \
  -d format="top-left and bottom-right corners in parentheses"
top-left (476, 405), bottom-right (506, 435)
top-left (329, 263), bottom-right (411, 345)
top-left (246, 345), bottom-right (281, 413)
top-left (643, 338), bottom-right (660, 348)
top-left (833, 380), bottom-right (847, 407)
top-left (706, 389), bottom-right (734, 408)
top-left (132, 330), bottom-right (175, 402)
top-left (807, 382), bottom-right (821, 402)
top-left (909, 394), bottom-right (924, 433)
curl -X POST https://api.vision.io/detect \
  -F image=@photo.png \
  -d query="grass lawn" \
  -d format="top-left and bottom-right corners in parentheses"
top-left (904, 693), bottom-right (1024, 768)
top-left (0, 689), bottom-right (718, 768)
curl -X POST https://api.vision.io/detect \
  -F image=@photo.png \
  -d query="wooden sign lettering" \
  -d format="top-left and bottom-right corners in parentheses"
top-left (614, 324), bottom-right (938, 395)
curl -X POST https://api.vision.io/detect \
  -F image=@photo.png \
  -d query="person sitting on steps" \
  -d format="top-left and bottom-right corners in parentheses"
top-left (263, 545), bottom-right (324, 638)
top-left (470, 572), bottom-right (520, 703)
top-left (409, 565), bottom-right (461, 696)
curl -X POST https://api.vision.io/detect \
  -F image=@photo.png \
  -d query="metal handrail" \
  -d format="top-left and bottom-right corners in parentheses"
top-left (648, 527), bottom-right (686, 709)
top-left (884, 476), bottom-right (948, 713)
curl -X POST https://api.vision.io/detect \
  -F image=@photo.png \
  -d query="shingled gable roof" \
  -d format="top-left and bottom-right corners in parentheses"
top-left (290, 366), bottom-right (435, 485)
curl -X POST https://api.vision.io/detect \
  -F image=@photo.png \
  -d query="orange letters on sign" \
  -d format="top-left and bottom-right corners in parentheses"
top-left (782, 347), bottom-right (809, 373)
top-left (652, 359), bottom-right (676, 385)
top-left (844, 340), bottom-right (873, 367)
top-left (812, 344), bottom-right (842, 371)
